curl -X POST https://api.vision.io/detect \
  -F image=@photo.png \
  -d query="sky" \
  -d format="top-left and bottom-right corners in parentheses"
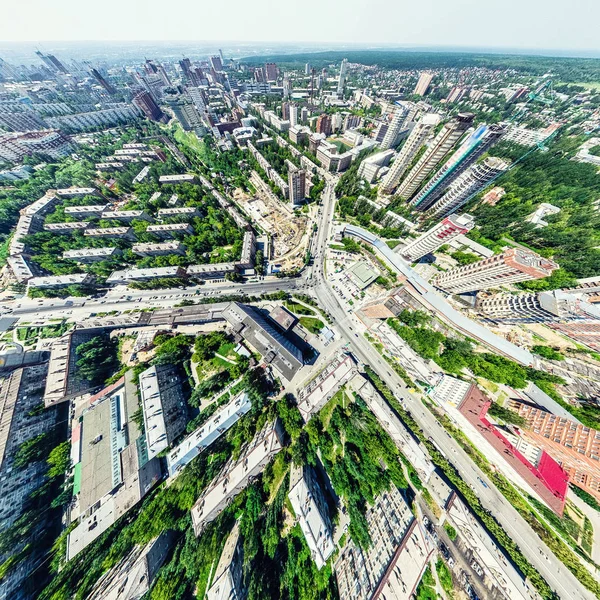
top-left (2, 0), bottom-right (599, 55)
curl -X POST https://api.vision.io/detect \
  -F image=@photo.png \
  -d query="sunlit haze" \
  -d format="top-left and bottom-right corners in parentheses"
top-left (2, 0), bottom-right (599, 54)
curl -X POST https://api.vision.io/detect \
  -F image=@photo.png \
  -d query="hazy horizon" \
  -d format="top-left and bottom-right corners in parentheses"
top-left (2, 0), bottom-right (599, 58)
top-left (2, 40), bottom-right (600, 67)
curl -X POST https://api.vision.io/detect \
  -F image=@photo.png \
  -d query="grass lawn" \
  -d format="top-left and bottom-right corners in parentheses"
top-left (299, 316), bottom-right (325, 334)
top-left (567, 81), bottom-right (600, 91)
top-left (173, 123), bottom-right (209, 157)
top-left (284, 301), bottom-right (314, 316)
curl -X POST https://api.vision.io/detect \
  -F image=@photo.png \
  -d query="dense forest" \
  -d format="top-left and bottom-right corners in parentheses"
top-left (467, 136), bottom-right (600, 289)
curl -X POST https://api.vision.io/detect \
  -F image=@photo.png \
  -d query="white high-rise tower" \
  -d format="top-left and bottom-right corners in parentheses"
top-left (380, 114), bottom-right (440, 194)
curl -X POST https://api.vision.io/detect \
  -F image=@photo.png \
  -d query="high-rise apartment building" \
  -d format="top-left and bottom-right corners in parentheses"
top-left (423, 157), bottom-right (510, 219)
top-left (133, 91), bottom-right (166, 122)
top-left (90, 68), bottom-right (117, 95)
top-left (508, 400), bottom-right (600, 501)
top-left (301, 106), bottom-right (309, 123)
top-left (265, 62), bottom-right (278, 82)
top-left (414, 71), bottom-right (434, 96)
top-left (288, 167), bottom-right (307, 206)
top-left (401, 214), bottom-right (475, 261)
top-left (447, 86), bottom-right (467, 103)
top-left (380, 113), bottom-right (440, 194)
top-left (396, 113), bottom-right (474, 200)
top-left (281, 101), bottom-right (290, 120)
top-left (337, 58), bottom-right (348, 95)
top-left (410, 124), bottom-right (507, 210)
top-left (315, 114), bottom-right (332, 136)
top-left (433, 247), bottom-right (558, 294)
top-left (210, 55), bottom-right (223, 72)
top-left (289, 104), bottom-right (298, 127)
top-left (380, 106), bottom-right (407, 150)
top-left (35, 50), bottom-right (68, 74)
top-left (0, 112), bottom-right (48, 132)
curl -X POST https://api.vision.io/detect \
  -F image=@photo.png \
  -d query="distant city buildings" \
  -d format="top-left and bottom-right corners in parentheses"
top-left (413, 71), bottom-right (434, 96)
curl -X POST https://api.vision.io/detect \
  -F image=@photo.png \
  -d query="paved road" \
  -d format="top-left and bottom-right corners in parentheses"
top-left (307, 180), bottom-right (594, 600)
top-left (1, 172), bottom-right (594, 599)
top-left (4, 278), bottom-right (306, 322)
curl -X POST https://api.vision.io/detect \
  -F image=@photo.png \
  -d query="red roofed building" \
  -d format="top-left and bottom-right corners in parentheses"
top-left (458, 385), bottom-right (568, 515)
top-left (509, 399), bottom-right (600, 503)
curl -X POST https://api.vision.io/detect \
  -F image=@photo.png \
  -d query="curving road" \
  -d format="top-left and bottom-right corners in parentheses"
top-left (308, 177), bottom-right (595, 600)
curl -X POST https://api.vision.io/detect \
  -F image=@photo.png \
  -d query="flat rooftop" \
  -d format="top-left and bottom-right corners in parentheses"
top-left (191, 420), bottom-right (283, 535)
top-left (167, 391), bottom-right (252, 477)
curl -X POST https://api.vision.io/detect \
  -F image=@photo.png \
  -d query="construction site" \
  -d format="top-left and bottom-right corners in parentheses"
top-left (233, 171), bottom-right (310, 272)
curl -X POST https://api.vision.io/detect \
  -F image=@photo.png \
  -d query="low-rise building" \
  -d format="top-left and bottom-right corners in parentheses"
top-left (205, 523), bottom-right (245, 600)
top-left (132, 242), bottom-right (186, 257)
top-left (140, 365), bottom-right (188, 460)
top-left (238, 230), bottom-right (256, 269)
top-left (85, 532), bottom-right (174, 600)
top-left (62, 247), bottom-right (121, 263)
top-left (157, 206), bottom-right (201, 219)
top-left (0, 364), bottom-right (59, 600)
top-left (357, 149), bottom-right (395, 183)
top-left (28, 273), bottom-right (94, 289)
top-left (335, 486), bottom-right (432, 600)
top-left (191, 420), bottom-right (284, 536)
top-left (56, 187), bottom-right (99, 198)
top-left (296, 353), bottom-right (357, 422)
top-left (222, 303), bottom-right (304, 381)
top-left (100, 210), bottom-right (152, 222)
top-left (44, 221), bottom-right (90, 233)
top-left (166, 391), bottom-right (252, 477)
top-left (84, 226), bottom-right (135, 240)
top-left (66, 374), bottom-right (162, 560)
top-left (268, 305), bottom-right (297, 331)
top-left (147, 223), bottom-right (194, 238)
top-left (106, 266), bottom-right (187, 285)
top-left (186, 262), bottom-right (237, 279)
top-left (6, 255), bottom-right (37, 283)
top-left (64, 204), bottom-right (108, 218)
top-left (159, 174), bottom-right (197, 184)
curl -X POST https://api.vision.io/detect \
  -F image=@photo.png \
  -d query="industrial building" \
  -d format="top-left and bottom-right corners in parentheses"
top-left (66, 374), bottom-right (162, 560)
